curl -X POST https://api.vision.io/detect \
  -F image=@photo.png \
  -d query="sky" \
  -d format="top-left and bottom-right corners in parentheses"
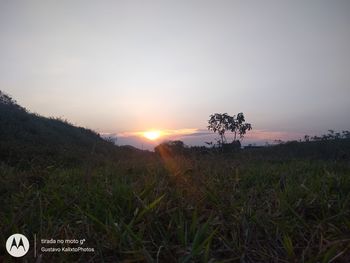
top-left (1, 0), bottom-right (350, 149)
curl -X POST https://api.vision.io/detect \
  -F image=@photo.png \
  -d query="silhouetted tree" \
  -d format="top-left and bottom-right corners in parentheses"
top-left (342, 130), bottom-right (350, 139)
top-left (207, 112), bottom-right (252, 146)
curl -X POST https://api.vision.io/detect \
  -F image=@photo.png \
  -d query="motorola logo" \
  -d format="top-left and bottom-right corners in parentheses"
top-left (6, 233), bottom-right (30, 257)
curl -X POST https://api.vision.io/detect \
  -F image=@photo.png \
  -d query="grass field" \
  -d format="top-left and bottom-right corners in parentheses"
top-left (1, 152), bottom-right (349, 262)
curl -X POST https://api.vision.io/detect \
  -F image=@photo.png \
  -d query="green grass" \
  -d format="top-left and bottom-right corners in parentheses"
top-left (1, 155), bottom-right (350, 262)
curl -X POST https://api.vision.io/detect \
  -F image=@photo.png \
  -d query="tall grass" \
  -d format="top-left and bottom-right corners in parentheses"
top-left (1, 155), bottom-right (350, 262)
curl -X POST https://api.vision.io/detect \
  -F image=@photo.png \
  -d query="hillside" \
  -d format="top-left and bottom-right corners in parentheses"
top-left (0, 91), bottom-right (123, 168)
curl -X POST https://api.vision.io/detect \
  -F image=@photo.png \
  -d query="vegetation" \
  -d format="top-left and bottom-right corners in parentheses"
top-left (155, 140), bottom-right (187, 156)
top-left (207, 112), bottom-right (252, 152)
top-left (207, 113), bottom-right (252, 146)
top-left (1, 92), bottom-right (350, 262)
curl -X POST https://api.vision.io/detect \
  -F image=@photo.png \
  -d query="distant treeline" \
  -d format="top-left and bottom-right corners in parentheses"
top-left (155, 130), bottom-right (350, 161)
top-left (273, 129), bottom-right (350, 144)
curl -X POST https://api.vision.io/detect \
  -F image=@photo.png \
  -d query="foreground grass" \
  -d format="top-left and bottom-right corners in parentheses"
top-left (1, 155), bottom-right (350, 262)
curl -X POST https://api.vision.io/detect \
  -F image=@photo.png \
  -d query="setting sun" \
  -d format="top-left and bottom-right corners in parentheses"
top-left (143, 130), bottom-right (161, 141)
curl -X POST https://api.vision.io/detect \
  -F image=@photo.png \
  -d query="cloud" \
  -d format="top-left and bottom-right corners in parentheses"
top-left (180, 131), bottom-right (213, 137)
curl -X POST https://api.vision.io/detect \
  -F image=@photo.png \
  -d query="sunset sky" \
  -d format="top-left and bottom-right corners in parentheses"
top-left (1, 0), bottom-right (350, 149)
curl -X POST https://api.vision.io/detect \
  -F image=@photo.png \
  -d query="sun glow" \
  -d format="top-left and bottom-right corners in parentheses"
top-left (143, 130), bottom-right (161, 141)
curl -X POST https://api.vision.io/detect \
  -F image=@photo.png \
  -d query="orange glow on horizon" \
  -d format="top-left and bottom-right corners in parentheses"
top-left (143, 130), bottom-right (162, 141)
top-left (115, 128), bottom-right (199, 141)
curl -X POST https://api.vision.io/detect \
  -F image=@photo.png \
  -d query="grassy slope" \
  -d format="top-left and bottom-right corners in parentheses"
top-left (0, 91), bottom-right (146, 170)
top-left (0, 92), bottom-right (349, 262)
